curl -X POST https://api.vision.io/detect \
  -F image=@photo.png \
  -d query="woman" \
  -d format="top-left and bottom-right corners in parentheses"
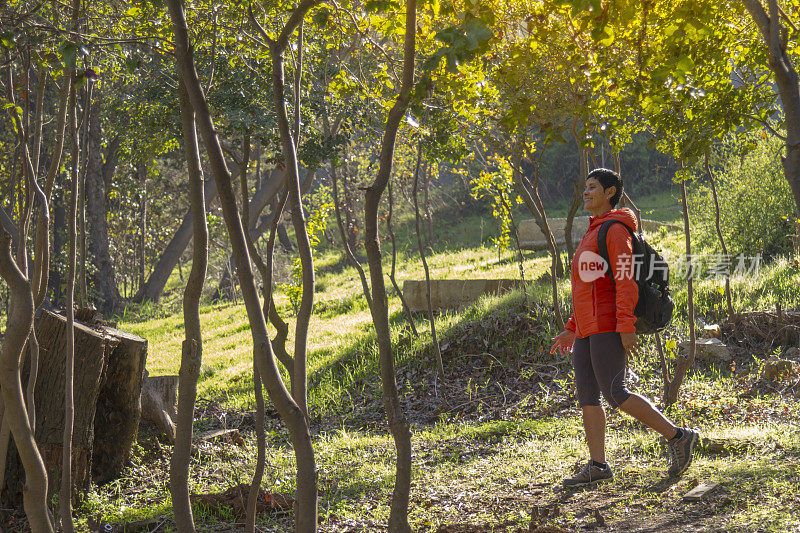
top-left (550, 168), bottom-right (699, 487)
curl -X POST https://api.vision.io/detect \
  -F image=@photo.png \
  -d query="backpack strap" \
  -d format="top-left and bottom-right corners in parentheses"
top-left (597, 219), bottom-right (637, 282)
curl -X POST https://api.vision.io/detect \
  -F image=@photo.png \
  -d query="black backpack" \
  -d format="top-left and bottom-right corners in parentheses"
top-left (597, 220), bottom-right (674, 334)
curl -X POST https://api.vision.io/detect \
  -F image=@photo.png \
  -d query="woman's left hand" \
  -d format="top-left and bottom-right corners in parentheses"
top-left (620, 332), bottom-right (639, 358)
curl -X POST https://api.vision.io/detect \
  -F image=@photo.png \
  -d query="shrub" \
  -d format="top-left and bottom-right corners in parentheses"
top-left (690, 132), bottom-right (796, 259)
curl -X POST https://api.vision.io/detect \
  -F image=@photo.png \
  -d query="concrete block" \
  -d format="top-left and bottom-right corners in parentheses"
top-left (402, 279), bottom-right (525, 312)
top-left (679, 338), bottom-right (731, 362)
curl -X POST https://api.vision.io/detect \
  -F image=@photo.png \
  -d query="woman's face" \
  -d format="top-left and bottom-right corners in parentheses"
top-left (583, 177), bottom-right (614, 215)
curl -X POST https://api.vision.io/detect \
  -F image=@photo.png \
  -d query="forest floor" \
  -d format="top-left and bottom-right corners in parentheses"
top-left (52, 291), bottom-right (799, 533)
top-left (5, 197), bottom-right (799, 532)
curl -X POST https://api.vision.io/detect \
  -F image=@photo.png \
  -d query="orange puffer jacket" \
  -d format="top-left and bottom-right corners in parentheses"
top-left (565, 208), bottom-right (639, 339)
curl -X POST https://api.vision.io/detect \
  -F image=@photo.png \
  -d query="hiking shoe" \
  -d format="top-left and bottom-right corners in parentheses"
top-left (563, 461), bottom-right (613, 487)
top-left (666, 428), bottom-right (700, 477)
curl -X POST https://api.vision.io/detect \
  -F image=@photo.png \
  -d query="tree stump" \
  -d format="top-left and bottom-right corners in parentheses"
top-left (2, 310), bottom-right (147, 505)
top-left (92, 326), bottom-right (148, 484)
top-left (4, 310), bottom-right (113, 505)
top-left (139, 372), bottom-right (179, 444)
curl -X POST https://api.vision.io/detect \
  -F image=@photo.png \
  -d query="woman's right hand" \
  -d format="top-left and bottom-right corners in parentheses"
top-left (549, 329), bottom-right (576, 357)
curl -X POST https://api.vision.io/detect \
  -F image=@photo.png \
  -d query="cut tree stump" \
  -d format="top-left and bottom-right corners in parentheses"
top-left (92, 326), bottom-right (148, 484)
top-left (5, 310), bottom-right (114, 504)
top-left (140, 372), bottom-right (179, 443)
top-left (195, 428), bottom-right (245, 447)
top-left (2, 310), bottom-right (147, 506)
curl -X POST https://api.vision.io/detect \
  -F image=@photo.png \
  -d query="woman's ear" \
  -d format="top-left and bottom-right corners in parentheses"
top-left (606, 186), bottom-right (616, 200)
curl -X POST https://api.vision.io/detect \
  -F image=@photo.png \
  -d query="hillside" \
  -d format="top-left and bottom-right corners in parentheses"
top-left (62, 190), bottom-right (800, 532)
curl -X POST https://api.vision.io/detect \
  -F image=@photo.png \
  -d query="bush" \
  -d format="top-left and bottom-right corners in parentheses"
top-left (690, 132), bottom-right (796, 259)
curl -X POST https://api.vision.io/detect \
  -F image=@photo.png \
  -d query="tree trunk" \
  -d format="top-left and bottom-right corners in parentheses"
top-left (705, 154), bottom-right (734, 318)
top-left (664, 180), bottom-right (696, 407)
top-left (85, 95), bottom-right (124, 316)
top-left (170, 3), bottom-right (319, 531)
top-left (424, 163), bottom-right (433, 246)
top-left (61, 80), bottom-right (79, 533)
top-left (77, 80), bottom-right (93, 310)
top-left (501, 193), bottom-right (528, 308)
top-left (211, 255), bottom-right (238, 303)
top-left (330, 157), bottom-right (372, 308)
top-left (91, 326), bottom-right (148, 484)
top-left (136, 163), bottom-right (147, 294)
top-left (234, 134), bottom-right (269, 533)
top-left (133, 164), bottom-right (279, 304)
top-left (169, 80), bottom-right (208, 533)
top-left (565, 144), bottom-right (587, 264)
top-left (743, 0), bottom-right (800, 218)
top-left (412, 146), bottom-right (444, 382)
top-left (267, 24), bottom-right (314, 423)
top-left (0, 228), bottom-right (53, 532)
top-left (12, 312), bottom-right (109, 503)
top-left (49, 192), bottom-right (66, 308)
top-left (277, 221), bottom-right (294, 252)
top-left (514, 145), bottom-right (564, 329)
top-left (361, 0), bottom-right (416, 529)
top-left (386, 180), bottom-right (418, 336)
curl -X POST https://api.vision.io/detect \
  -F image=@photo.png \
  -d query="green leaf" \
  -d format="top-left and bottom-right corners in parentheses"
top-left (312, 8), bottom-right (330, 27)
top-left (0, 30), bottom-right (15, 48)
top-left (125, 56), bottom-right (140, 74)
top-left (60, 42), bottom-right (78, 68)
top-left (599, 26), bottom-right (614, 46)
top-left (364, 0), bottom-right (398, 13)
top-left (676, 55), bottom-right (695, 73)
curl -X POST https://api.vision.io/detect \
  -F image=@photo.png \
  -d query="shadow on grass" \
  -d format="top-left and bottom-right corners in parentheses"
top-left (642, 476), bottom-right (680, 494)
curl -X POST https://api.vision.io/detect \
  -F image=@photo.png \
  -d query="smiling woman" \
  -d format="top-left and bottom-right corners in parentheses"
top-left (548, 168), bottom-right (699, 487)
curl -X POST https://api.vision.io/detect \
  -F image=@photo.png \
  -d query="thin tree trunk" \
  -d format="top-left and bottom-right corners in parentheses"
top-left (704, 154), bottom-right (734, 318)
top-left (170, 3), bottom-right (318, 531)
top-left (77, 79), bottom-right (92, 308)
top-left (424, 163), bottom-right (433, 246)
top-left (0, 64), bottom-right (57, 533)
top-left (60, 82), bottom-right (78, 533)
top-left (269, 25), bottom-right (314, 420)
top-left (169, 80), bottom-right (208, 533)
top-left (0, 234), bottom-right (53, 532)
top-left (235, 134), bottom-right (269, 533)
top-left (246, 358), bottom-right (267, 533)
top-left (237, 136), bottom-right (274, 533)
top-left (330, 159), bottom-right (372, 308)
top-left (565, 142), bottom-right (587, 264)
top-left (31, 69), bottom-right (47, 180)
top-left (263, 193), bottom-right (295, 376)
top-left (387, 180), bottom-right (418, 336)
top-left (412, 145), bottom-right (444, 382)
top-left (49, 194), bottom-right (66, 307)
top-left (6, 66), bottom-right (66, 442)
top-left (743, 0), bottom-right (800, 219)
top-left (85, 93), bottom-right (124, 315)
top-left (664, 179), bottom-right (696, 407)
top-left (499, 192), bottom-right (528, 308)
top-left (360, 0), bottom-right (416, 529)
top-left (513, 144), bottom-right (563, 329)
top-left (137, 162), bottom-right (147, 294)
top-left (613, 153), bottom-right (644, 232)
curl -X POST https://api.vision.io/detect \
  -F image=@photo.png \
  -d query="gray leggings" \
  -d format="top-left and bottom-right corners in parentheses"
top-left (573, 331), bottom-right (632, 408)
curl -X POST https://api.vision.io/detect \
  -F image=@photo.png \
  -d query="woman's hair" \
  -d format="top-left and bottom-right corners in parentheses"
top-left (587, 168), bottom-right (623, 207)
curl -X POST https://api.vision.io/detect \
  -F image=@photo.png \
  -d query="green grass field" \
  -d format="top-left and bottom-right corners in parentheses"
top-left (85, 192), bottom-right (800, 531)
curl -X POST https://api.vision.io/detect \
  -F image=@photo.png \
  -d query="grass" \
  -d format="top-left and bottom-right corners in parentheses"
top-left (68, 189), bottom-right (800, 531)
